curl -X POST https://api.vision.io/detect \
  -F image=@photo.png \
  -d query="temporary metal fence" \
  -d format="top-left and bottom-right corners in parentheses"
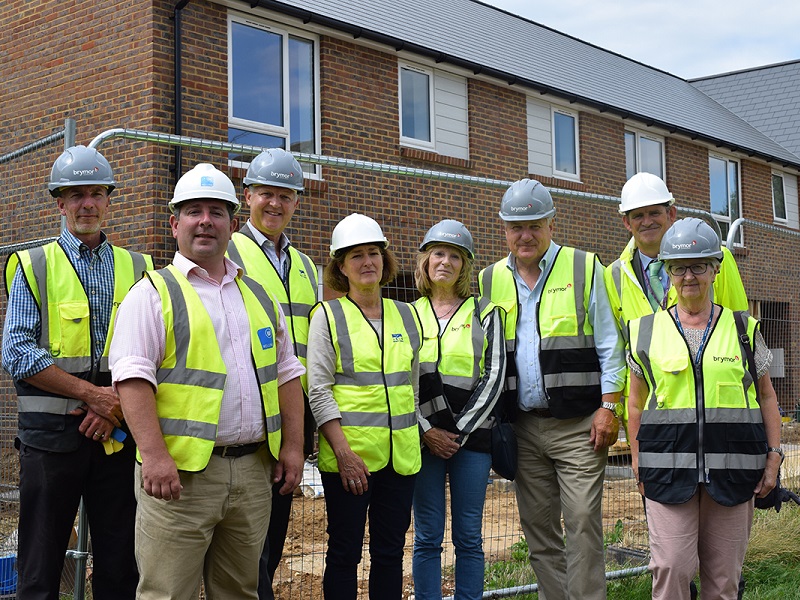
top-left (0, 125), bottom-right (797, 598)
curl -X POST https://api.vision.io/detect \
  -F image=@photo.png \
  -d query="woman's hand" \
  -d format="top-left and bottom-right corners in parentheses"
top-left (754, 453), bottom-right (781, 498)
top-left (336, 445), bottom-right (371, 496)
top-left (422, 427), bottom-right (460, 460)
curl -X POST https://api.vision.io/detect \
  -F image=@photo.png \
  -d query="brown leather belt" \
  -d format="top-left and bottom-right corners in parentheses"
top-left (211, 441), bottom-right (264, 458)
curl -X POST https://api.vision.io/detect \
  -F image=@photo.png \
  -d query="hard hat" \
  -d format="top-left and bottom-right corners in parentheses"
top-left (419, 219), bottom-right (474, 259)
top-left (243, 148), bottom-right (304, 191)
top-left (619, 172), bottom-right (674, 214)
top-left (169, 163), bottom-right (240, 214)
top-left (330, 213), bottom-right (388, 257)
top-left (499, 179), bottom-right (555, 221)
top-left (48, 145), bottom-right (116, 197)
top-left (658, 218), bottom-right (723, 261)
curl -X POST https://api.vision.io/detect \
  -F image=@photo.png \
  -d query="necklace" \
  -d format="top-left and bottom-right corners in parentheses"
top-left (434, 298), bottom-right (461, 319)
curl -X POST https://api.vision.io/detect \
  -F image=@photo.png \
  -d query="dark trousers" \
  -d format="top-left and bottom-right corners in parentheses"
top-left (320, 466), bottom-right (415, 600)
top-left (257, 480), bottom-right (294, 600)
top-left (16, 437), bottom-right (138, 600)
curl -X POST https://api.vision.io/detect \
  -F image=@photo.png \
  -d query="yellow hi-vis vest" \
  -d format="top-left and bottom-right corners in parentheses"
top-left (227, 229), bottom-right (317, 392)
top-left (605, 239), bottom-right (750, 432)
top-left (147, 265), bottom-right (281, 471)
top-left (629, 308), bottom-right (765, 506)
top-left (479, 248), bottom-right (601, 418)
top-left (5, 241), bottom-right (151, 452)
top-left (414, 296), bottom-right (499, 449)
top-left (315, 296), bottom-right (422, 475)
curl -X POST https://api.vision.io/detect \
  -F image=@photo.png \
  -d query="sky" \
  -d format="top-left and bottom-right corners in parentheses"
top-left (482, 0), bottom-right (800, 80)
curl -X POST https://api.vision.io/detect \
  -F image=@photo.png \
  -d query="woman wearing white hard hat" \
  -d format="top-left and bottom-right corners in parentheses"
top-left (627, 218), bottom-right (782, 600)
top-left (411, 219), bottom-right (506, 600)
top-left (307, 213), bottom-right (423, 599)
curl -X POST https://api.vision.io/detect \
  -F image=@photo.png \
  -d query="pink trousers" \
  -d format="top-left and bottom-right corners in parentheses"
top-left (645, 486), bottom-right (754, 600)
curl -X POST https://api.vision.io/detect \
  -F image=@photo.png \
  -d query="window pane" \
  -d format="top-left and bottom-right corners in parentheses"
top-left (728, 161), bottom-right (740, 222)
top-left (289, 36), bottom-right (315, 155)
top-left (639, 137), bottom-right (663, 179)
top-left (554, 112), bottom-right (576, 174)
top-left (624, 132), bottom-right (636, 180)
top-left (231, 22), bottom-right (283, 126)
top-left (401, 68), bottom-right (431, 142)
top-left (772, 174), bottom-right (786, 220)
top-left (709, 157), bottom-right (729, 217)
top-left (228, 129), bottom-right (284, 163)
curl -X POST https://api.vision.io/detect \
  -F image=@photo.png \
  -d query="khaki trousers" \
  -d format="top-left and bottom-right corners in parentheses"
top-left (134, 445), bottom-right (273, 600)
top-left (513, 411), bottom-right (608, 600)
top-left (646, 486), bottom-right (754, 600)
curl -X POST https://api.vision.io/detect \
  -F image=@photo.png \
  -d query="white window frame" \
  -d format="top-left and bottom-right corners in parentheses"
top-left (771, 171), bottom-right (788, 223)
top-left (551, 106), bottom-right (580, 180)
top-left (625, 129), bottom-right (666, 180)
top-left (227, 13), bottom-right (320, 174)
top-left (708, 152), bottom-right (743, 246)
top-left (399, 62), bottom-right (436, 151)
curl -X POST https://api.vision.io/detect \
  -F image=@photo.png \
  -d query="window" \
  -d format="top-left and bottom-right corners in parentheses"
top-left (228, 15), bottom-right (318, 172)
top-left (552, 108), bottom-right (578, 178)
top-left (399, 63), bottom-right (434, 149)
top-left (772, 173), bottom-right (787, 222)
top-left (625, 130), bottom-right (665, 180)
top-left (709, 154), bottom-right (742, 245)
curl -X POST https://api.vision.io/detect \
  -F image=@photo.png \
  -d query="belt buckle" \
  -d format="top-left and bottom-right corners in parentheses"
top-left (219, 445), bottom-right (239, 458)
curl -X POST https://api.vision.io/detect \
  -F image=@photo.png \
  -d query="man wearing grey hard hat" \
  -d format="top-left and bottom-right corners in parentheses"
top-left (479, 179), bottom-right (625, 600)
top-left (2, 145), bottom-right (150, 599)
top-left (226, 148), bottom-right (316, 600)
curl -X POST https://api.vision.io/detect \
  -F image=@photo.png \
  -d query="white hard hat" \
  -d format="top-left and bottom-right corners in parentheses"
top-left (169, 163), bottom-right (240, 214)
top-left (619, 172), bottom-right (674, 214)
top-left (330, 213), bottom-right (388, 257)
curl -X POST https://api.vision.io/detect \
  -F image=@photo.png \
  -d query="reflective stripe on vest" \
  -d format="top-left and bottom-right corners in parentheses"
top-left (316, 297), bottom-right (421, 475)
top-left (227, 230), bottom-right (317, 391)
top-left (630, 309), bottom-right (765, 505)
top-left (8, 243), bottom-right (151, 429)
top-left (148, 265), bottom-right (280, 471)
top-left (479, 260), bottom-right (518, 397)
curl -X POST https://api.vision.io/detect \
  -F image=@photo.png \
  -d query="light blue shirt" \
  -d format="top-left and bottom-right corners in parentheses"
top-left (510, 242), bottom-right (625, 411)
top-left (2, 229), bottom-right (115, 380)
top-left (245, 220), bottom-right (291, 284)
top-left (637, 249), bottom-right (669, 293)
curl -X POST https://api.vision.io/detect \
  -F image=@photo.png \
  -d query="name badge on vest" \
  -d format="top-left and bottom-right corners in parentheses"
top-left (258, 327), bottom-right (274, 349)
top-left (392, 333), bottom-right (404, 343)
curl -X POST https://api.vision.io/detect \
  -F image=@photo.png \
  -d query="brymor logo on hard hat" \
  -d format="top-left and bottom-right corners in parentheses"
top-left (73, 167), bottom-right (100, 176)
top-left (671, 240), bottom-right (697, 250)
top-left (510, 204), bottom-right (533, 212)
top-left (440, 232), bottom-right (461, 239)
top-left (271, 171), bottom-right (293, 180)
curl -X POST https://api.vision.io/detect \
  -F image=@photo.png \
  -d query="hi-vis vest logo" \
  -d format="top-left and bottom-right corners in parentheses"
top-left (258, 327), bottom-right (274, 349)
top-left (298, 269), bottom-right (308, 279)
top-left (547, 283), bottom-right (573, 294)
top-left (449, 323), bottom-right (472, 332)
top-left (713, 355), bottom-right (740, 363)
top-left (391, 333), bottom-right (404, 343)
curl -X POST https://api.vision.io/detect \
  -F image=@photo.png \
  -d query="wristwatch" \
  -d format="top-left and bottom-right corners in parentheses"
top-left (600, 401), bottom-right (622, 418)
top-left (767, 447), bottom-right (785, 464)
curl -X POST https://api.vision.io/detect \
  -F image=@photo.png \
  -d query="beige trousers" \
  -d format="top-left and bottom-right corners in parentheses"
top-left (133, 446), bottom-right (273, 600)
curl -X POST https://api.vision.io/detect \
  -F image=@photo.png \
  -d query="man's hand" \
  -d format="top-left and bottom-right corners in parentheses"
top-left (274, 445), bottom-right (304, 496)
top-left (76, 408), bottom-right (115, 441)
top-left (142, 452), bottom-right (182, 501)
top-left (422, 427), bottom-right (460, 459)
top-left (83, 385), bottom-right (123, 426)
top-left (589, 407), bottom-right (619, 452)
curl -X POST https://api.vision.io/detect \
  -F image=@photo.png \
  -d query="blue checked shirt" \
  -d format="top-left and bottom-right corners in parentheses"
top-left (2, 229), bottom-right (115, 380)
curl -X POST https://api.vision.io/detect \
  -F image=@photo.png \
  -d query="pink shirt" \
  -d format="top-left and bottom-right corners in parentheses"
top-left (110, 252), bottom-right (304, 445)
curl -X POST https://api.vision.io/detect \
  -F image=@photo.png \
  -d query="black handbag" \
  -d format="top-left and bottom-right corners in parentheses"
top-left (490, 409), bottom-right (517, 480)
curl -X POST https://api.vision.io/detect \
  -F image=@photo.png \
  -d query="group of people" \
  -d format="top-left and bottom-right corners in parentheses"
top-left (1, 144), bottom-right (783, 600)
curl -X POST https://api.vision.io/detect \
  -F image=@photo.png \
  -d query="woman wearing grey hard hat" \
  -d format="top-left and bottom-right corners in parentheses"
top-left (411, 220), bottom-right (506, 600)
top-left (307, 213), bottom-right (422, 599)
top-left (627, 218), bottom-right (782, 600)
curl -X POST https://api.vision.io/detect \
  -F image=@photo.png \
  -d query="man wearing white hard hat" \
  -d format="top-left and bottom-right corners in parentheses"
top-left (110, 163), bottom-right (305, 598)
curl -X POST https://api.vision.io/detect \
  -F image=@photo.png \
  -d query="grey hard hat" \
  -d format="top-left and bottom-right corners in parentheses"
top-left (420, 219), bottom-right (474, 259)
top-left (658, 218), bottom-right (723, 261)
top-left (499, 178), bottom-right (555, 221)
top-left (243, 148), bottom-right (304, 191)
top-left (48, 145), bottom-right (116, 197)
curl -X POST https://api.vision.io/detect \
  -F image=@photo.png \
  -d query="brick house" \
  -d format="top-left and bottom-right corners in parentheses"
top-left (2, 0), bottom-right (799, 410)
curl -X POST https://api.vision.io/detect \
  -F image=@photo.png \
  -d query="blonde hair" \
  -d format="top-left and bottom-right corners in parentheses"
top-left (414, 245), bottom-right (473, 298)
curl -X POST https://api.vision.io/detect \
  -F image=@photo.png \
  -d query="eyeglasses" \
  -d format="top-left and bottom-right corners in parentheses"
top-left (667, 263), bottom-right (710, 277)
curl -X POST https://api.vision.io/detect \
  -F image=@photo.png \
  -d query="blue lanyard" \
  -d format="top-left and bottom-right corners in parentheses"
top-left (673, 305), bottom-right (714, 362)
